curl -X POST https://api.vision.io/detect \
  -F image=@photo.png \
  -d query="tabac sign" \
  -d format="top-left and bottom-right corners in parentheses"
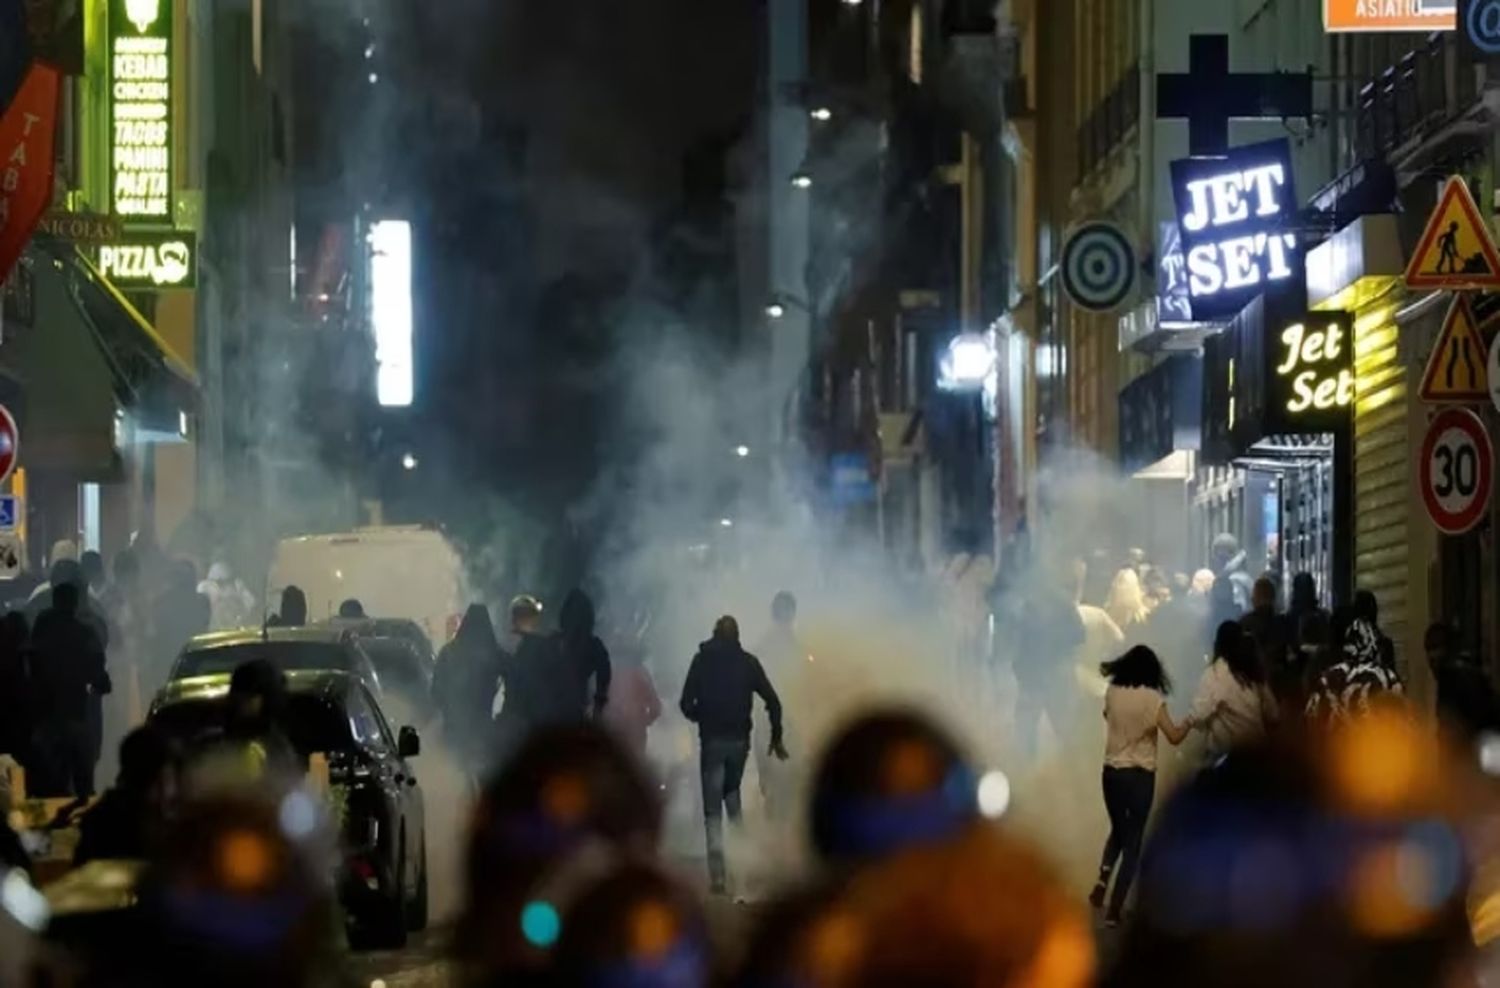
top-left (1170, 139), bottom-right (1300, 321)
top-left (109, 0), bottom-right (172, 222)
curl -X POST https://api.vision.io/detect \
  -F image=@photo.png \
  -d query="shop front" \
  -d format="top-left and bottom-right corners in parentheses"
top-left (1118, 354), bottom-right (1202, 573)
top-left (1199, 293), bottom-right (1353, 606)
top-left (0, 235), bottom-right (196, 573)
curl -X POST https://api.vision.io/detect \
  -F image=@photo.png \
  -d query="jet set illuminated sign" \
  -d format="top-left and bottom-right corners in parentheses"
top-left (97, 231), bottom-right (196, 289)
top-left (1171, 139), bottom-right (1299, 321)
top-left (1275, 318), bottom-right (1353, 414)
top-left (109, 0), bottom-right (173, 222)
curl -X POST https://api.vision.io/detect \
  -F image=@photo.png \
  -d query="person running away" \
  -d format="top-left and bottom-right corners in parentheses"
top-left (433, 604), bottom-right (506, 780)
top-left (556, 589), bottom-right (612, 721)
top-left (680, 615), bottom-right (786, 895)
top-left (1091, 645), bottom-right (1194, 927)
top-left (1189, 622), bottom-right (1275, 764)
top-left (30, 582), bottom-right (109, 797)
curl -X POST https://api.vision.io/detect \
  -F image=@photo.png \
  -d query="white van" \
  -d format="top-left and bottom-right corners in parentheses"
top-left (268, 526), bottom-right (468, 650)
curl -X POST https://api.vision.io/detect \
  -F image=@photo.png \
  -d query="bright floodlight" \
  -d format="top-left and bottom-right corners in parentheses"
top-left (401, 452), bottom-right (418, 471)
top-left (790, 172), bottom-right (813, 189)
top-left (735, 445), bottom-right (750, 458)
top-left (720, 518), bottom-right (734, 529)
top-left (810, 106), bottom-right (833, 121)
top-left (370, 220), bottom-right (414, 407)
top-left (765, 302), bottom-right (787, 319)
top-left (937, 333), bottom-right (996, 392)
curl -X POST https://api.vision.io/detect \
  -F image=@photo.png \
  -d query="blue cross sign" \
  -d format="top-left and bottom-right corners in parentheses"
top-left (0, 495), bottom-right (21, 531)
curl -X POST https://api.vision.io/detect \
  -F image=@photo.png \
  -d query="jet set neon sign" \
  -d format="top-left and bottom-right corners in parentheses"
top-left (1171, 139), bottom-right (1299, 321)
top-left (1275, 319), bottom-right (1353, 414)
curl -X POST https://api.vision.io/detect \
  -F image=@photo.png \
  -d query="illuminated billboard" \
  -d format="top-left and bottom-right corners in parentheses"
top-left (110, 0), bottom-right (172, 222)
top-left (1323, 0), bottom-right (1454, 32)
top-left (369, 220), bottom-right (414, 407)
top-left (98, 231), bottom-right (196, 289)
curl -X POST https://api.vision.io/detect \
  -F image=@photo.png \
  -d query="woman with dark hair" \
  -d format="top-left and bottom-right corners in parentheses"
top-left (1188, 621), bottom-right (1276, 763)
top-left (1091, 646), bottom-right (1195, 927)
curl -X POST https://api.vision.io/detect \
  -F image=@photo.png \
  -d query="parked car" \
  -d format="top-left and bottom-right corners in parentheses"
top-left (166, 627), bottom-right (382, 696)
top-left (147, 669), bottom-right (428, 948)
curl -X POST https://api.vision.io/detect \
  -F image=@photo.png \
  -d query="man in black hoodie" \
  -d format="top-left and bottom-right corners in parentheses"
top-left (680, 615), bottom-right (786, 894)
top-left (557, 589), bottom-right (612, 721)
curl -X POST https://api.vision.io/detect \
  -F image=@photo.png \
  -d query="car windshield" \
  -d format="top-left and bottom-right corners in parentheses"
top-left (173, 641), bottom-right (356, 680)
top-left (149, 693), bottom-right (353, 756)
top-left (360, 638), bottom-right (425, 691)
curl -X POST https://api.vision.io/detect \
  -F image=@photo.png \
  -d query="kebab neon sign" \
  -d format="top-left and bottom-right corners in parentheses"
top-left (110, 0), bottom-right (172, 221)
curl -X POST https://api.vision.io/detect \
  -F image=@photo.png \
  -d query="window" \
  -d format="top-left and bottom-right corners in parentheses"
top-left (346, 686), bottom-right (394, 750)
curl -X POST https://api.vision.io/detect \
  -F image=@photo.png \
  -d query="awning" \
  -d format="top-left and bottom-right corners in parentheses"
top-left (35, 234), bottom-right (197, 411)
top-left (3, 236), bottom-right (196, 476)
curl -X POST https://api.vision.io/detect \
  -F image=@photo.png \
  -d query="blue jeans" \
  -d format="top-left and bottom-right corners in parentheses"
top-left (699, 737), bottom-right (750, 892)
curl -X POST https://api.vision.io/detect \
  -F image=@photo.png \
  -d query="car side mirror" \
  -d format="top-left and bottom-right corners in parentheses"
top-left (398, 726), bottom-right (420, 759)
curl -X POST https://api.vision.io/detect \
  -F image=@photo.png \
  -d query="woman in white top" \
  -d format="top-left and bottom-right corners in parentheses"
top-left (1190, 622), bottom-right (1276, 762)
top-left (1090, 645), bottom-right (1194, 926)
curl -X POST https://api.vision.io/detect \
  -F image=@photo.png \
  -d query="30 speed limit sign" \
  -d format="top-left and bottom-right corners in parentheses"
top-left (1420, 407), bottom-right (1494, 535)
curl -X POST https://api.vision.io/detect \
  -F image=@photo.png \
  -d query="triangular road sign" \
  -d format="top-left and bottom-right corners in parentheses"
top-left (1405, 177), bottom-right (1500, 290)
top-left (1421, 295), bottom-right (1490, 404)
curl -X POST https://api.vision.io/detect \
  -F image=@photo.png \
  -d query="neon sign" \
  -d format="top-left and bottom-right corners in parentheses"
top-left (1170, 139), bottom-right (1299, 321)
top-left (1276, 319), bottom-right (1353, 414)
top-left (98, 231), bottom-right (196, 289)
top-left (110, 0), bottom-right (172, 222)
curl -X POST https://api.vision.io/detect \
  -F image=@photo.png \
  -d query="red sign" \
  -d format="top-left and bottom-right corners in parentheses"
top-left (0, 403), bottom-right (20, 486)
top-left (0, 62), bottom-right (60, 284)
top-left (1420, 407), bottom-right (1494, 535)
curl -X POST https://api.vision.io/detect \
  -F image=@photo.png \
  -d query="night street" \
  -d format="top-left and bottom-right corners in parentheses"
top-left (6, 0), bottom-right (1500, 986)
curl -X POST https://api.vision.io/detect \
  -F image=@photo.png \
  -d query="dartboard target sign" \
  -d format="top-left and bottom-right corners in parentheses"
top-left (1061, 222), bottom-right (1137, 313)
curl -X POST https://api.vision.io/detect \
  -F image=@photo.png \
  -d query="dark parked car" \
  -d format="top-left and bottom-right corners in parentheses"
top-left (167, 627), bottom-right (383, 696)
top-left (148, 670), bottom-right (428, 949)
top-left (324, 617), bottom-right (436, 665)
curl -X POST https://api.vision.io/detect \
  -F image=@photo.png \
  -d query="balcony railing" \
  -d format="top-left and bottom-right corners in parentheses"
top-left (1078, 62), bottom-right (1140, 180)
top-left (1355, 33), bottom-right (1475, 161)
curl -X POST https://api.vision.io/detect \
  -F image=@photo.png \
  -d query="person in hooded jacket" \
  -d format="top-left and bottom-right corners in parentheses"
top-left (0, 612), bottom-right (29, 767)
top-left (493, 595), bottom-right (578, 757)
top-left (680, 615), bottom-right (786, 894)
top-left (29, 582), bottom-right (109, 797)
top-left (268, 585), bottom-right (308, 628)
top-left (198, 561), bottom-right (256, 631)
top-left (433, 604), bottom-right (506, 780)
top-left (557, 588), bottom-right (612, 721)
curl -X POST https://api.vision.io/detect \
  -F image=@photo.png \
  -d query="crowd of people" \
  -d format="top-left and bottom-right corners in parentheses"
top-left (3, 532), bottom-right (1500, 986)
top-left (0, 536), bottom-right (238, 801)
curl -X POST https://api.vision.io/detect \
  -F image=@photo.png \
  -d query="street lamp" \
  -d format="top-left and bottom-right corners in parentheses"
top-left (810, 106), bottom-right (833, 122)
top-left (401, 452), bottom-right (418, 471)
top-left (790, 172), bottom-right (813, 189)
top-left (765, 294), bottom-right (812, 321)
top-left (720, 518), bottom-right (735, 529)
top-left (937, 333), bottom-right (997, 392)
top-left (735, 445), bottom-right (751, 458)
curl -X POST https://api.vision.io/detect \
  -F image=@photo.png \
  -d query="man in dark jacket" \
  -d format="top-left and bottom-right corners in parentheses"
top-left (680, 615), bottom-right (786, 894)
top-left (557, 589), bottom-right (611, 720)
top-left (1242, 577), bottom-right (1294, 701)
top-left (75, 724), bottom-right (177, 865)
top-left (30, 582), bottom-right (109, 797)
top-left (495, 595), bottom-right (579, 756)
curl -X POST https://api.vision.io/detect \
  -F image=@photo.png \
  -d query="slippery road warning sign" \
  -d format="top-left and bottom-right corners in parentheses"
top-left (1421, 407), bottom-right (1494, 536)
top-left (1406, 177), bottom-right (1500, 290)
top-left (1421, 296), bottom-right (1491, 404)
